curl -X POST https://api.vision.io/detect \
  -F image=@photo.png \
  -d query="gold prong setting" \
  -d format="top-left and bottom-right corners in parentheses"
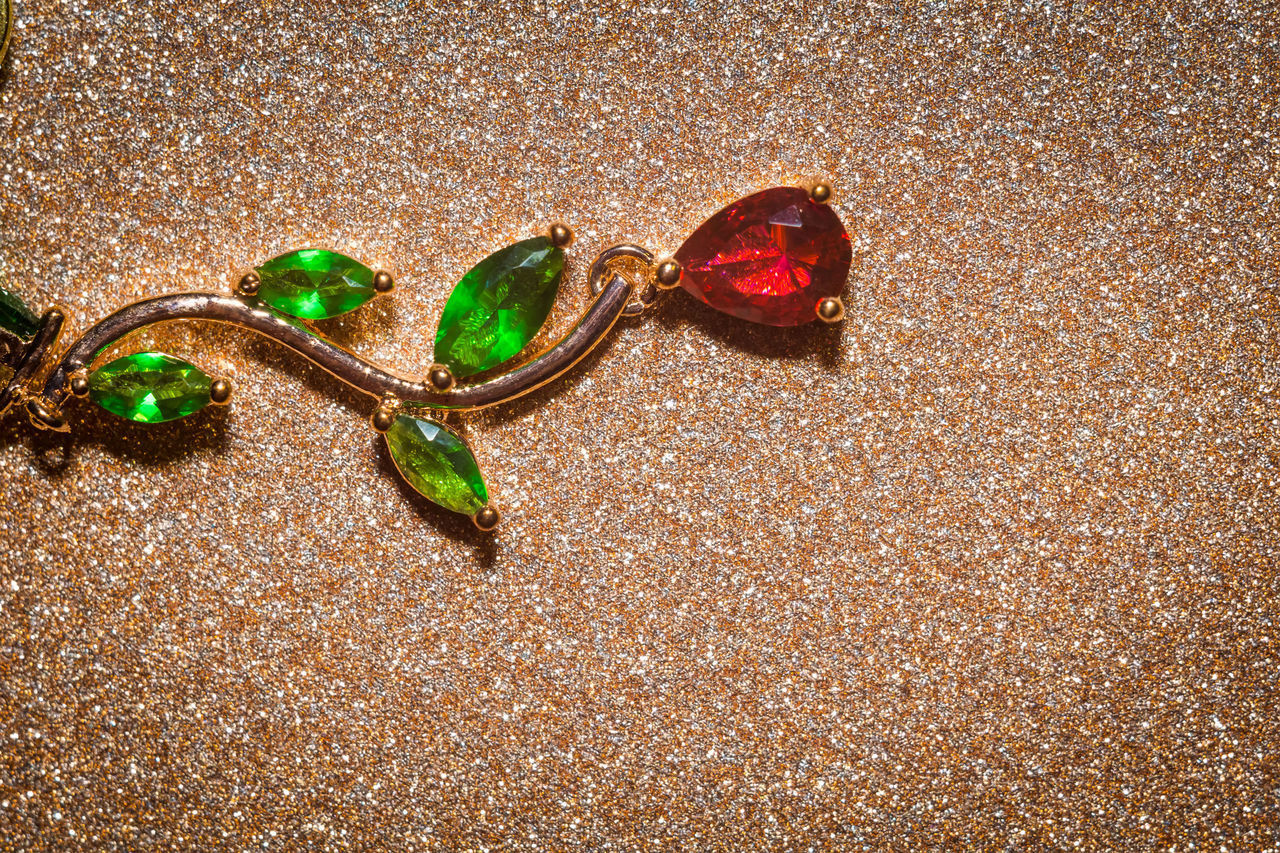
top-left (427, 364), bottom-right (456, 393)
top-left (808, 181), bottom-right (834, 204)
top-left (371, 395), bottom-right (401, 433)
top-left (547, 222), bottom-right (575, 249)
top-left (654, 259), bottom-right (683, 290)
top-left (209, 377), bottom-right (234, 405)
top-left (67, 367), bottom-right (90, 398)
top-left (472, 505), bottom-right (501, 532)
top-left (816, 296), bottom-right (845, 324)
top-left (372, 269), bottom-right (395, 294)
top-left (235, 270), bottom-right (260, 297)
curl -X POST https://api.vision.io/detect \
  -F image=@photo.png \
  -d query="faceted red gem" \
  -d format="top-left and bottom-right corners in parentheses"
top-left (674, 187), bottom-right (852, 326)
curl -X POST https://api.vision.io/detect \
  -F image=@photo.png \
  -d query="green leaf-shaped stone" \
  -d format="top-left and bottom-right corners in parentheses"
top-left (385, 413), bottom-right (488, 515)
top-left (434, 236), bottom-right (564, 378)
top-left (256, 249), bottom-right (376, 320)
top-left (0, 284), bottom-right (40, 340)
top-left (88, 352), bottom-right (212, 424)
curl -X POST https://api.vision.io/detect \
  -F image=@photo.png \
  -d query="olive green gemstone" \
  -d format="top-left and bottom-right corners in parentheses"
top-left (434, 237), bottom-right (564, 378)
top-left (255, 249), bottom-right (376, 320)
top-left (0, 284), bottom-right (40, 340)
top-left (88, 352), bottom-right (212, 424)
top-left (385, 413), bottom-right (488, 515)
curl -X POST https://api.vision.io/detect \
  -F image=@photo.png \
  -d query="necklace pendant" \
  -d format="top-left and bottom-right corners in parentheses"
top-left (2, 183), bottom-right (852, 531)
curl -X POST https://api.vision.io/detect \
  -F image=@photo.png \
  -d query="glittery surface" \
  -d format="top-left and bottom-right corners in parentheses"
top-left (1, 1), bottom-right (1277, 848)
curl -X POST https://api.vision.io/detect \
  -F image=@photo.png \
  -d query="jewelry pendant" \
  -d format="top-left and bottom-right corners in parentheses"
top-left (0, 182), bottom-right (850, 530)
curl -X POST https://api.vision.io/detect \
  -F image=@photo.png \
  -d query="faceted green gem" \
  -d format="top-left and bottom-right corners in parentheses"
top-left (255, 249), bottom-right (376, 320)
top-left (385, 413), bottom-right (488, 515)
top-left (434, 237), bottom-right (564, 378)
top-left (0, 284), bottom-right (40, 340)
top-left (88, 352), bottom-right (212, 424)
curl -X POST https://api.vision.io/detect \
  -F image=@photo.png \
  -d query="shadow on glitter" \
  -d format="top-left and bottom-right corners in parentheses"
top-left (649, 289), bottom-right (847, 368)
top-left (0, 397), bottom-right (232, 477)
top-left (479, 290), bottom-right (846, 427)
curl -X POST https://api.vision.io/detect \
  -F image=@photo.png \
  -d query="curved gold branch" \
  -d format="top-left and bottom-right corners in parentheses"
top-left (29, 273), bottom-right (635, 429)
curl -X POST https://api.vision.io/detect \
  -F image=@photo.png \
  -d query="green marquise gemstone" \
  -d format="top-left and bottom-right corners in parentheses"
top-left (434, 236), bottom-right (564, 378)
top-left (255, 249), bottom-right (376, 320)
top-left (385, 413), bottom-right (488, 515)
top-left (0, 284), bottom-right (40, 339)
top-left (88, 352), bottom-right (212, 424)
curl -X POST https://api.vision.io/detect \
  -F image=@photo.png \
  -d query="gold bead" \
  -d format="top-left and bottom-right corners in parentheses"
top-left (808, 182), bottom-right (833, 204)
top-left (373, 270), bottom-right (395, 294)
top-left (236, 271), bottom-right (260, 297)
top-left (472, 505), bottom-right (500, 532)
top-left (68, 369), bottom-right (90, 398)
top-left (370, 404), bottom-right (397, 432)
top-left (428, 365), bottom-right (456, 392)
top-left (816, 296), bottom-right (845, 324)
top-left (654, 259), bottom-right (683, 290)
top-left (547, 222), bottom-right (575, 249)
top-left (209, 378), bottom-right (233, 404)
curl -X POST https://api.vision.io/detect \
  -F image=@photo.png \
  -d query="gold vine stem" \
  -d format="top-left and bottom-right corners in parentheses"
top-left (21, 272), bottom-right (637, 432)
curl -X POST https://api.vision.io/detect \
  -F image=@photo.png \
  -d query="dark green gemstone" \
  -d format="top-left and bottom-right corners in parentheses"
top-left (255, 249), bottom-right (376, 320)
top-left (434, 237), bottom-right (564, 378)
top-left (88, 352), bottom-right (212, 424)
top-left (0, 285), bottom-right (40, 340)
top-left (385, 413), bottom-right (488, 515)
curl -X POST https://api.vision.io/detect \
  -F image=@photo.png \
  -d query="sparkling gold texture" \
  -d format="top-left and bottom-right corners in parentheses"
top-left (1, 2), bottom-right (1277, 849)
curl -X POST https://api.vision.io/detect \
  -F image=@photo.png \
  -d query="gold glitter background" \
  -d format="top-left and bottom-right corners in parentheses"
top-left (1, 0), bottom-right (1278, 849)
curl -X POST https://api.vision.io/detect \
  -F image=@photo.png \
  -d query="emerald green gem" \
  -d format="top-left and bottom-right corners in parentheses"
top-left (0, 285), bottom-right (40, 340)
top-left (255, 249), bottom-right (376, 320)
top-left (88, 352), bottom-right (212, 424)
top-left (385, 413), bottom-right (488, 515)
top-left (434, 237), bottom-right (564, 378)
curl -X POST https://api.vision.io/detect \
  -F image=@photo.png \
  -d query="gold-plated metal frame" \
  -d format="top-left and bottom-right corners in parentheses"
top-left (26, 269), bottom-right (637, 429)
